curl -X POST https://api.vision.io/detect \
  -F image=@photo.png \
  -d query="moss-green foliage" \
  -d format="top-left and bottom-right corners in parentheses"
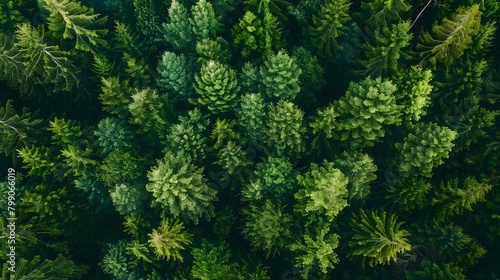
top-left (394, 66), bottom-right (433, 122)
top-left (132, 0), bottom-right (159, 41)
top-left (146, 151), bottom-right (216, 224)
top-left (99, 76), bottom-right (131, 118)
top-left (74, 177), bottom-right (111, 212)
top-left (96, 150), bottom-right (144, 188)
top-left (190, 0), bottom-right (222, 42)
top-left (289, 222), bottom-right (340, 278)
top-left (310, 0), bottom-right (351, 56)
top-left (386, 178), bottom-right (432, 211)
top-left (406, 260), bottom-right (466, 280)
top-left (334, 151), bottom-right (377, 202)
top-left (260, 50), bottom-right (301, 101)
top-left (193, 60), bottom-right (239, 113)
top-left (101, 240), bottom-right (130, 279)
top-left (361, 0), bottom-right (411, 27)
top-left (239, 62), bottom-right (261, 94)
top-left (17, 145), bottom-right (55, 178)
top-left (60, 145), bottom-right (96, 178)
top-left (1, 254), bottom-right (85, 279)
top-left (394, 122), bottom-right (457, 178)
top-left (157, 52), bottom-right (193, 98)
top-left (347, 210), bottom-right (411, 267)
top-left (195, 37), bottom-right (231, 65)
top-left (161, 0), bottom-right (194, 52)
top-left (362, 21), bottom-right (412, 76)
top-left (236, 93), bottom-right (266, 144)
top-left (147, 218), bottom-right (192, 262)
top-left (190, 240), bottom-right (243, 280)
top-left (265, 100), bottom-right (306, 159)
top-left (242, 156), bottom-right (296, 204)
top-left (216, 141), bottom-right (248, 175)
top-left (291, 47), bottom-right (325, 104)
top-left (128, 88), bottom-right (169, 139)
top-left (109, 183), bottom-right (145, 216)
top-left (94, 117), bottom-right (135, 156)
top-left (232, 11), bottom-right (263, 57)
top-left (242, 200), bottom-right (293, 257)
top-left (334, 77), bottom-right (401, 149)
top-left (295, 161), bottom-right (348, 222)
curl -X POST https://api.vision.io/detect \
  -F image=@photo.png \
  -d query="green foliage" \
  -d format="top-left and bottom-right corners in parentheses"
top-left (123, 212), bottom-right (149, 240)
top-left (295, 160), bottom-right (349, 222)
top-left (260, 50), bottom-right (301, 101)
top-left (310, 0), bottom-right (351, 56)
top-left (0, 100), bottom-right (41, 156)
top-left (385, 178), bottom-right (432, 211)
top-left (0, 0), bottom-right (25, 32)
top-left (166, 109), bottom-right (209, 164)
top-left (132, 0), bottom-right (159, 40)
top-left (310, 104), bottom-right (338, 142)
top-left (61, 145), bottom-right (97, 178)
top-left (406, 260), bottom-right (465, 280)
top-left (362, 21), bottom-right (412, 76)
top-left (109, 183), bottom-right (145, 216)
top-left (394, 66), bottom-right (433, 122)
top-left (190, 0), bottom-right (222, 41)
top-left (236, 93), bottom-right (266, 144)
top-left (291, 47), bottom-right (325, 102)
top-left (128, 88), bottom-right (169, 139)
top-left (347, 209), bottom-right (411, 267)
top-left (334, 151), bottom-right (377, 202)
top-left (21, 185), bottom-right (76, 224)
top-left (157, 51), bottom-right (193, 98)
top-left (417, 4), bottom-right (482, 67)
top-left (74, 177), bottom-right (111, 212)
top-left (99, 76), bottom-right (132, 118)
top-left (112, 20), bottom-right (143, 58)
top-left (361, 0), bottom-right (411, 26)
top-left (334, 77), bottom-right (401, 149)
top-left (148, 218), bottom-right (192, 262)
top-left (48, 117), bottom-right (82, 146)
top-left (242, 156), bottom-right (296, 204)
top-left (96, 150), bottom-right (144, 187)
top-left (216, 141), bottom-right (248, 175)
top-left (239, 62), bottom-right (260, 94)
top-left (101, 240), bottom-right (130, 279)
top-left (161, 0), bottom-right (194, 52)
top-left (190, 240), bottom-right (243, 280)
top-left (210, 118), bottom-right (240, 150)
top-left (232, 11), bottom-right (263, 57)
top-left (195, 37), bottom-right (231, 65)
top-left (14, 23), bottom-right (78, 92)
top-left (17, 145), bottom-right (54, 178)
top-left (43, 0), bottom-right (108, 51)
top-left (265, 100), bottom-right (306, 159)
top-left (1, 254), bottom-right (85, 279)
top-left (146, 150), bottom-right (217, 224)
top-left (432, 177), bottom-right (493, 220)
top-left (242, 200), bottom-right (292, 257)
top-left (94, 117), bottom-right (135, 156)
top-left (126, 240), bottom-right (154, 265)
top-left (289, 222), bottom-right (340, 278)
top-left (92, 54), bottom-right (114, 77)
top-left (394, 122), bottom-right (457, 178)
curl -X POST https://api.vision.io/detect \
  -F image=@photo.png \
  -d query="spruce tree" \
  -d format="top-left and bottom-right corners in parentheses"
top-left (161, 0), bottom-right (194, 52)
top-left (260, 50), bottom-right (301, 101)
top-left (190, 0), bottom-right (223, 42)
top-left (310, 0), bottom-right (351, 56)
top-left (157, 51), bottom-right (194, 98)
top-left (147, 218), bottom-right (192, 262)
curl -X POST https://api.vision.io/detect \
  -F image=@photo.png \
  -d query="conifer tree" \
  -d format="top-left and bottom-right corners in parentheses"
top-left (394, 66), bottom-right (433, 122)
top-left (61, 145), bottom-right (96, 178)
top-left (361, 0), bottom-right (411, 27)
top-left (216, 141), bottom-right (248, 175)
top-left (190, 240), bottom-right (245, 279)
top-left (43, 0), bottom-right (108, 51)
top-left (347, 209), bottom-right (411, 267)
top-left (210, 118), bottom-right (241, 150)
top-left (260, 50), bottom-right (301, 101)
top-left (394, 122), bottom-right (457, 178)
top-left (99, 76), bottom-right (132, 118)
top-left (236, 93), bottom-right (266, 144)
top-left (101, 240), bottom-right (130, 279)
top-left (146, 151), bottom-right (217, 224)
top-left (310, 104), bottom-right (338, 152)
top-left (161, 0), bottom-right (194, 52)
top-left (385, 178), bottom-right (432, 211)
top-left (334, 151), bottom-right (377, 202)
top-left (148, 218), bottom-right (192, 262)
top-left (132, 0), bottom-right (160, 41)
top-left (310, 0), bottom-right (351, 56)
top-left (334, 77), bottom-right (401, 149)
top-left (232, 11), bottom-right (264, 57)
top-left (96, 150), bottom-right (144, 187)
top-left (242, 200), bottom-right (293, 257)
top-left (295, 161), bottom-right (349, 222)
top-left (264, 100), bottom-right (306, 159)
top-left (112, 20), bottom-right (143, 58)
top-left (1, 255), bottom-right (85, 279)
top-left (193, 60), bottom-right (239, 113)
top-left (362, 21), bottom-right (412, 76)
top-left (195, 37), bottom-right (231, 65)
top-left (109, 183), bottom-right (145, 216)
top-left (74, 177), bottom-right (111, 212)
top-left (190, 0), bottom-right (222, 41)
top-left (406, 260), bottom-right (466, 280)
top-left (157, 51), bottom-right (194, 98)
top-left (417, 4), bottom-right (482, 67)
top-left (17, 145), bottom-right (55, 178)
top-left (94, 117), bottom-right (135, 156)
top-left (128, 88), bottom-right (169, 139)
top-left (239, 62), bottom-right (261, 94)
top-left (291, 47), bottom-right (325, 104)
top-left (48, 117), bottom-right (82, 146)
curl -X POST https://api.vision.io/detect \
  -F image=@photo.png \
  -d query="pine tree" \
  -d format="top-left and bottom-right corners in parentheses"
top-left (146, 151), bottom-right (217, 224)
top-left (239, 62), bottom-right (261, 94)
top-left (242, 156), bottom-right (297, 204)
top-left (147, 218), bottom-right (192, 262)
top-left (109, 183), bottom-right (145, 216)
top-left (236, 93), bottom-right (266, 144)
top-left (362, 21), bottom-right (412, 77)
top-left (216, 141), bottom-right (248, 175)
top-left (94, 117), bottom-right (135, 156)
top-left (232, 11), bottom-right (264, 57)
top-left (74, 177), bottom-right (111, 213)
top-left (48, 117), bottom-right (82, 147)
top-left (264, 100), bottom-right (306, 160)
top-left (310, 104), bottom-right (338, 153)
top-left (157, 52), bottom-right (193, 98)
top-left (394, 122), bottom-right (457, 178)
top-left (295, 160), bottom-right (349, 222)
top-left (334, 151), bottom-right (377, 202)
top-left (361, 0), bottom-right (411, 27)
top-left (260, 50), bottom-right (301, 101)
top-left (394, 66), bottom-right (433, 122)
top-left (61, 145), bottom-right (97, 178)
top-left (291, 47), bottom-right (325, 105)
top-left (385, 178), bottom-right (432, 211)
top-left (132, 0), bottom-right (160, 41)
top-left (101, 240), bottom-right (130, 279)
top-left (99, 76), bottom-right (132, 118)
top-left (347, 209), bottom-right (411, 267)
top-left (334, 77), bottom-right (401, 149)
top-left (190, 0), bottom-right (223, 41)
top-left (96, 150), bottom-right (144, 187)
top-left (193, 60), bottom-right (239, 114)
top-left (0, 100), bottom-right (42, 156)
top-left (310, 0), bottom-right (351, 56)
top-left (126, 240), bottom-right (154, 265)
top-left (417, 4), bottom-right (482, 67)
top-left (195, 37), bottom-right (231, 65)
top-left (112, 20), bottom-right (143, 58)
top-left (0, 0), bottom-right (25, 32)
top-left (190, 240), bottom-right (244, 279)
top-left (43, 0), bottom-right (108, 51)
top-left (17, 145), bottom-right (55, 178)
top-left (128, 88), bottom-right (169, 139)
top-left (160, 0), bottom-right (194, 52)
top-left (242, 200), bottom-right (293, 257)
top-left (1, 255), bottom-right (85, 279)
top-left (406, 260), bottom-right (466, 280)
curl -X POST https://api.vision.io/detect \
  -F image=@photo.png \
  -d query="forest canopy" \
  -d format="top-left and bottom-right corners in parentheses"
top-left (1, 0), bottom-right (499, 279)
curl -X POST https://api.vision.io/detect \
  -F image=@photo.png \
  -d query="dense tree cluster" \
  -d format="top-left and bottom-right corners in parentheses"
top-left (1, 0), bottom-right (499, 278)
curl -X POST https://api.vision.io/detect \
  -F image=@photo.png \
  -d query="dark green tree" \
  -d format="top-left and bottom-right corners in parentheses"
top-left (132, 0), bottom-right (160, 41)
top-left (160, 0), bottom-right (194, 52)
top-left (190, 0), bottom-right (223, 41)
top-left (96, 150), bottom-right (144, 188)
top-left (101, 240), bottom-right (130, 279)
top-left (109, 183), bottom-right (146, 216)
top-left (0, 100), bottom-right (41, 156)
top-left (291, 47), bottom-right (325, 105)
top-left (99, 76), bottom-right (132, 118)
top-left (385, 178), bottom-right (432, 211)
top-left (239, 62), bottom-right (261, 94)
top-left (94, 117), bottom-right (135, 156)
top-left (310, 0), bottom-right (351, 56)
top-left (361, 0), bottom-right (411, 27)
top-left (1, 254), bottom-right (85, 279)
top-left (128, 88), bottom-right (169, 139)
top-left (260, 50), bottom-right (301, 101)
top-left (405, 260), bottom-right (466, 280)
top-left (195, 37), bottom-right (231, 65)
top-left (74, 177), bottom-right (111, 212)
top-left (236, 93), bottom-right (266, 144)
top-left (157, 51), bottom-right (193, 98)
top-left (334, 151), bottom-right (377, 202)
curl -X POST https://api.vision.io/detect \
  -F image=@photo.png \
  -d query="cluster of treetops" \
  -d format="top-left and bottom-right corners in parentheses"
top-left (0, 0), bottom-right (499, 279)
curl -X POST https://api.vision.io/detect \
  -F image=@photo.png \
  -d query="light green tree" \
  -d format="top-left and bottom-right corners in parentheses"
top-left (17, 145), bottom-right (55, 178)
top-left (99, 76), bottom-right (131, 118)
top-left (264, 100), bottom-right (306, 159)
top-left (101, 240), bottom-right (130, 279)
top-left (48, 117), bottom-right (81, 146)
top-left (310, 0), bottom-right (351, 56)
top-left (334, 151), bottom-right (377, 202)
top-left (347, 209), bottom-right (411, 267)
top-left (195, 37), bottom-right (231, 65)
top-left (394, 122), bottom-right (457, 178)
top-left (232, 11), bottom-right (263, 57)
top-left (128, 88), bottom-right (169, 139)
top-left (190, 0), bottom-right (223, 41)
top-left (260, 50), bottom-right (301, 101)
top-left (361, 0), bottom-right (411, 27)
top-left (193, 60), bottom-right (239, 113)
top-left (242, 200), bottom-right (293, 257)
top-left (216, 141), bottom-right (248, 175)
top-left (61, 145), bottom-right (96, 178)
top-left (146, 151), bottom-right (217, 224)
top-left (295, 161), bottom-right (349, 222)
top-left (147, 218), bottom-right (192, 262)
top-left (157, 51), bottom-right (194, 98)
top-left (43, 0), bottom-right (108, 51)
top-left (96, 150), bottom-right (144, 187)
top-left (393, 66), bottom-right (433, 122)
